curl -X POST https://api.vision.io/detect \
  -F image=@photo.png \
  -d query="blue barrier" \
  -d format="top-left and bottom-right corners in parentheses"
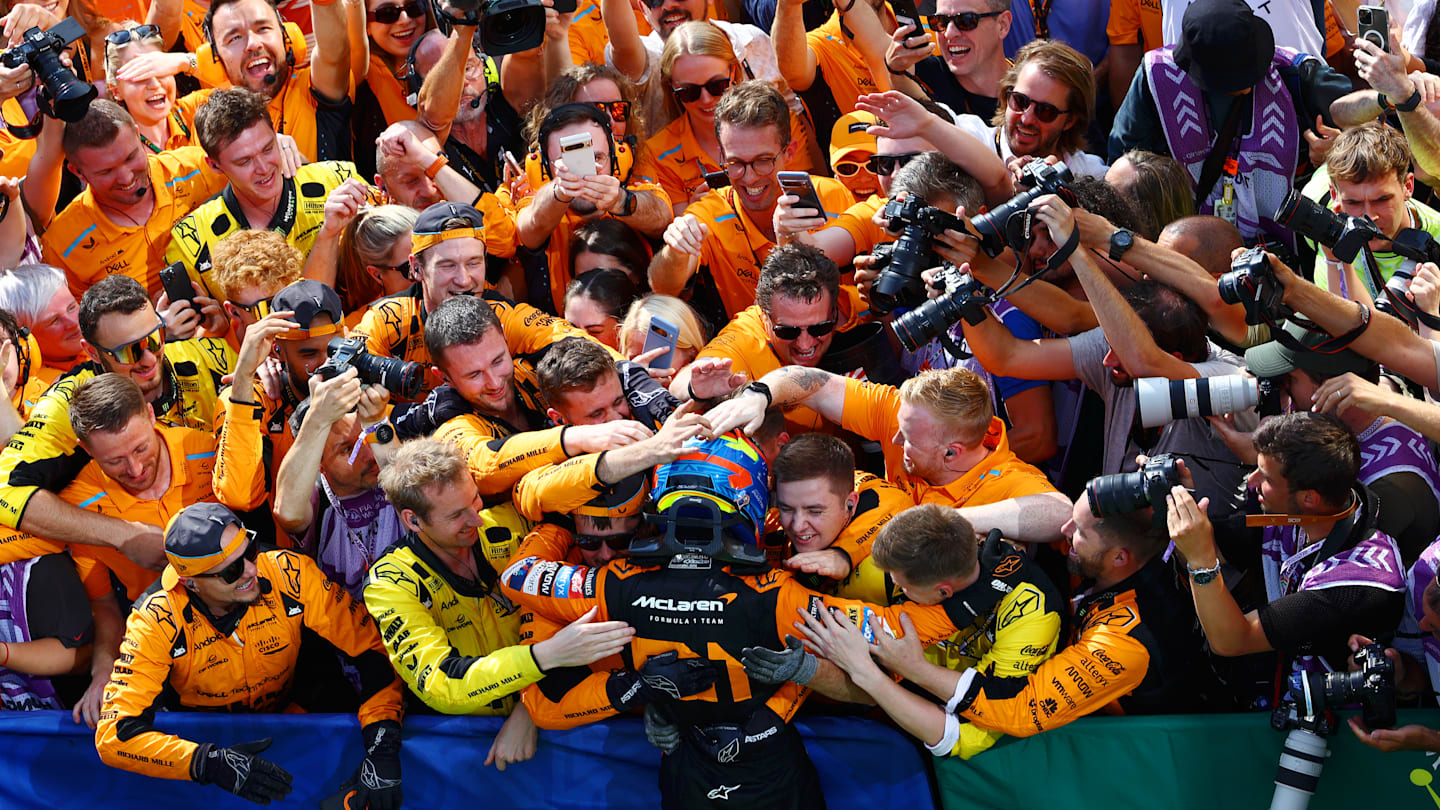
top-left (0, 711), bottom-right (940, 809)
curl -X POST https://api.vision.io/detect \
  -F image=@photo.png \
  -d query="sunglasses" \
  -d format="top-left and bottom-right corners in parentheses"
top-left (867, 152), bottom-right (920, 176)
top-left (771, 318), bottom-right (837, 341)
top-left (673, 77), bottom-right (731, 105)
top-left (641, 0), bottom-right (671, 9)
top-left (1005, 90), bottom-right (1071, 123)
top-left (97, 318), bottom-right (164, 365)
top-left (575, 533), bottom-right (631, 552)
top-left (833, 161), bottom-right (870, 177)
top-left (368, 0), bottom-right (424, 23)
top-left (193, 534), bottom-right (260, 584)
top-left (588, 99), bottom-right (630, 123)
top-left (929, 10), bottom-right (1003, 32)
top-left (233, 297), bottom-right (273, 319)
top-left (105, 24), bottom-right (159, 46)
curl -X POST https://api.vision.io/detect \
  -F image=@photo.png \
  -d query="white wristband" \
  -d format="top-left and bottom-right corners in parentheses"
top-left (926, 711), bottom-right (961, 756)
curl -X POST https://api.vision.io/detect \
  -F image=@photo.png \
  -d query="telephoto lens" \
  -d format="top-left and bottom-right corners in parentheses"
top-left (1134, 375), bottom-right (1260, 428)
top-left (1269, 726), bottom-right (1328, 810)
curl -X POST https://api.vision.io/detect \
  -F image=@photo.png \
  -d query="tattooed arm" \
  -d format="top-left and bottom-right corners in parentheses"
top-left (705, 366), bottom-right (848, 436)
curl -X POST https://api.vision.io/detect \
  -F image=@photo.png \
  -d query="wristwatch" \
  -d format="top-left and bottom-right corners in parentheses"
top-left (1108, 227), bottom-right (1135, 262)
top-left (1187, 558), bottom-right (1221, 586)
top-left (617, 188), bottom-right (638, 217)
top-left (744, 381), bottom-right (773, 408)
top-left (364, 421), bottom-right (396, 446)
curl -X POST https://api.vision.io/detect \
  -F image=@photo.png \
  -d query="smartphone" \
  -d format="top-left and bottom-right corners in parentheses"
top-left (701, 160), bottom-right (730, 190)
top-left (890, 0), bottom-right (923, 35)
top-left (502, 149), bottom-right (522, 176)
top-left (778, 171), bottom-right (825, 218)
top-left (159, 262), bottom-right (196, 306)
top-left (1358, 5), bottom-right (1390, 51)
top-left (643, 316), bottom-right (680, 370)
top-left (553, 0), bottom-right (578, 11)
top-left (559, 131), bottom-right (595, 178)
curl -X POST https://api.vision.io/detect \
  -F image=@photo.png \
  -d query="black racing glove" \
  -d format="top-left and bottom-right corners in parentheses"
top-left (946, 529), bottom-right (1028, 625)
top-left (607, 650), bottom-right (719, 712)
top-left (191, 738), bottom-right (294, 805)
top-left (740, 635), bottom-right (819, 685)
top-left (393, 384), bottom-right (473, 439)
top-left (643, 704), bottom-right (682, 754)
top-left (348, 720), bottom-right (403, 810)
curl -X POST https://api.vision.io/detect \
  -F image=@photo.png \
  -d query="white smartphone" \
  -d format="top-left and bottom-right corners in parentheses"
top-left (642, 316), bottom-right (680, 370)
top-left (502, 149), bottom-right (522, 176)
top-left (559, 132), bottom-right (595, 178)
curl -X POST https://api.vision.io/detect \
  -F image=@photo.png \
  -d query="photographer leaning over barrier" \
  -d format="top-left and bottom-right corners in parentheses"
top-left (955, 191), bottom-right (1251, 514)
top-left (1166, 412), bottom-right (1405, 664)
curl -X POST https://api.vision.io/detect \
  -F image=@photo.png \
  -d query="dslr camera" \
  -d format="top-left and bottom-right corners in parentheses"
top-left (428, 0), bottom-right (545, 55)
top-left (1, 18), bottom-right (96, 136)
top-left (970, 159), bottom-right (1074, 258)
top-left (890, 265), bottom-right (992, 352)
top-left (316, 337), bottom-right (425, 399)
top-left (1218, 246), bottom-right (1293, 325)
top-left (1275, 190), bottom-right (1386, 264)
top-left (1085, 453), bottom-right (1182, 518)
top-left (1375, 228), bottom-right (1440, 328)
top-left (1270, 643), bottom-right (1396, 810)
top-left (869, 196), bottom-right (966, 315)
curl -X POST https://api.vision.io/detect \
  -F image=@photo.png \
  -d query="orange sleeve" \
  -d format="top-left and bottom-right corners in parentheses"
top-left (515, 522), bottom-right (580, 562)
top-left (0, 530), bottom-right (64, 567)
top-left (518, 607), bottom-right (628, 730)
top-left (499, 555), bottom-right (608, 625)
top-left (514, 455), bottom-right (606, 522)
top-left (213, 388), bottom-right (268, 512)
top-left (1106, 0), bottom-right (1142, 44)
top-left (434, 417), bottom-right (570, 497)
top-left (959, 620), bottom-right (1150, 736)
top-left (95, 593), bottom-right (201, 781)
top-left (282, 550), bottom-right (404, 726)
top-left (774, 576), bottom-right (960, 649)
top-left (838, 376), bottom-right (902, 445)
top-left (478, 192), bottom-right (519, 259)
top-left (486, 293), bottom-right (620, 359)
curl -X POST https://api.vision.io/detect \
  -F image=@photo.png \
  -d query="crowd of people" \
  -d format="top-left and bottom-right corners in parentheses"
top-left (0, 0), bottom-right (1439, 804)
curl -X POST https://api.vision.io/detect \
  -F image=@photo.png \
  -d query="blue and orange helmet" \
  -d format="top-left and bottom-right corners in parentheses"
top-left (636, 431), bottom-right (770, 565)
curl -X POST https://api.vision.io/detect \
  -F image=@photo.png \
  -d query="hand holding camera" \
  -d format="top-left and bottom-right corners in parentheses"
top-left (307, 366), bottom-right (365, 428)
top-left (1164, 483), bottom-right (1216, 569)
top-left (0, 18), bottom-right (94, 136)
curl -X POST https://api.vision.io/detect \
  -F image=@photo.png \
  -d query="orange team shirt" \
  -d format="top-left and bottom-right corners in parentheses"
top-left (685, 178), bottom-right (854, 316)
top-left (42, 145), bottom-right (226, 301)
top-left (185, 68), bottom-right (332, 162)
top-left (363, 52), bottom-right (417, 126)
top-left (806, 13), bottom-right (880, 112)
top-left (833, 194), bottom-right (888, 256)
top-left (1105, 0), bottom-right (1161, 50)
top-left (0, 425), bottom-right (221, 605)
top-left (647, 110), bottom-right (820, 212)
top-left (696, 286), bottom-right (869, 433)
top-left (0, 99), bottom-right (37, 178)
top-left (839, 376), bottom-right (1058, 506)
top-left (151, 91), bottom-right (207, 152)
top-left (568, 0), bottom-right (653, 64)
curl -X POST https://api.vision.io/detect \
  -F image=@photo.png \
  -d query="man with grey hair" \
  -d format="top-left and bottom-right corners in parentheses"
top-left (0, 264), bottom-right (82, 381)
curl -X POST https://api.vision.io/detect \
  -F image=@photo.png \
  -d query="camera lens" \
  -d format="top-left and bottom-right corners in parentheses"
top-left (480, 0), bottom-right (546, 54)
top-left (1085, 470), bottom-right (1152, 517)
top-left (353, 351), bottom-right (425, 399)
top-left (1135, 375), bottom-right (1260, 428)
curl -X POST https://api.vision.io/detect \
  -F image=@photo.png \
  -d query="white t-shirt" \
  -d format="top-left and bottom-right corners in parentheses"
top-left (1162, 0), bottom-right (1325, 57)
top-left (952, 114), bottom-right (1110, 179)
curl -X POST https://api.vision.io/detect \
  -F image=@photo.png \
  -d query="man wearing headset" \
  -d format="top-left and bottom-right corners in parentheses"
top-left (202, 0), bottom-right (353, 161)
top-left (515, 103), bottom-right (674, 315)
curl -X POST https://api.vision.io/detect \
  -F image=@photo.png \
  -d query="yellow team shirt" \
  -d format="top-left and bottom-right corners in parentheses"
top-left (43, 146), bottom-right (227, 300)
top-left (166, 160), bottom-right (364, 301)
top-left (685, 178), bottom-right (855, 316)
top-left (839, 377), bottom-right (1059, 506)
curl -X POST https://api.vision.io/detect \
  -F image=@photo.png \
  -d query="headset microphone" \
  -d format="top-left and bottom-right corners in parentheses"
top-left (263, 72), bottom-right (278, 85)
top-left (469, 96), bottom-right (483, 109)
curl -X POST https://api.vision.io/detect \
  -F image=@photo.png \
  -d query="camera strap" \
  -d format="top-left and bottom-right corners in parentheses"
top-left (1243, 495), bottom-right (1357, 528)
top-left (1195, 94), bottom-right (1250, 208)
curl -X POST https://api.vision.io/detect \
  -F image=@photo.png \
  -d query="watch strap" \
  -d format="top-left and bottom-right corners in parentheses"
top-left (1397, 87), bottom-right (1424, 113)
top-left (1108, 228), bottom-right (1134, 262)
top-left (1187, 559), bottom-right (1221, 586)
top-left (745, 381), bottom-right (773, 408)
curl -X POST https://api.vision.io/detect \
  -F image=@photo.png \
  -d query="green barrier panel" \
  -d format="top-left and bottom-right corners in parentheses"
top-left (935, 710), bottom-right (1440, 809)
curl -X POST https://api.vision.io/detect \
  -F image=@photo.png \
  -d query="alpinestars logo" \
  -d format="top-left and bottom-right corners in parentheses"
top-left (707, 785), bottom-right (740, 800)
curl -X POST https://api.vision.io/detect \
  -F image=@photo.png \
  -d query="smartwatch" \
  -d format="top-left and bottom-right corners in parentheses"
top-left (744, 381), bottom-right (773, 408)
top-left (617, 188), bottom-right (638, 217)
top-left (1108, 227), bottom-right (1135, 262)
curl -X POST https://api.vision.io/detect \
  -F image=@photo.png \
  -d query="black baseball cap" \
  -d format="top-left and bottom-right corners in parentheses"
top-left (160, 502), bottom-right (249, 590)
top-left (271, 279), bottom-right (344, 341)
top-left (1173, 0), bottom-right (1275, 94)
top-left (412, 202), bottom-right (486, 254)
